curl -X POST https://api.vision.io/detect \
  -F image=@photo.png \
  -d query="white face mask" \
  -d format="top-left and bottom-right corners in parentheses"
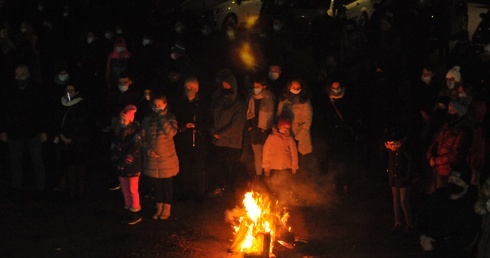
top-left (118, 85), bottom-right (129, 92)
top-left (253, 88), bottom-right (263, 95)
top-left (58, 74), bottom-right (69, 82)
top-left (63, 12), bottom-right (69, 17)
top-left (20, 27), bottom-right (27, 33)
top-left (175, 27), bottom-right (183, 34)
top-left (421, 75), bottom-right (431, 84)
top-left (104, 32), bottom-right (112, 39)
top-left (87, 37), bottom-right (94, 44)
top-left (273, 25), bottom-right (281, 31)
top-left (116, 29), bottom-right (123, 35)
top-left (152, 106), bottom-right (166, 113)
top-left (227, 31), bottom-right (235, 39)
top-left (331, 88), bottom-right (342, 94)
top-left (458, 92), bottom-right (467, 98)
top-left (116, 46), bottom-right (125, 52)
top-left (290, 89), bottom-right (301, 95)
top-left (446, 80), bottom-right (456, 90)
top-left (142, 39), bottom-right (150, 46)
top-left (268, 72), bottom-right (279, 81)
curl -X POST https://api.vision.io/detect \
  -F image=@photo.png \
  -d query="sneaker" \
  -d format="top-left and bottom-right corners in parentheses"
top-left (108, 184), bottom-right (121, 191)
top-left (125, 212), bottom-right (142, 225)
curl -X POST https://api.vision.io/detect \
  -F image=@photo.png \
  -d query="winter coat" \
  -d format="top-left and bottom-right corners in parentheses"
top-left (427, 117), bottom-right (473, 176)
top-left (262, 129), bottom-right (298, 171)
top-left (174, 93), bottom-right (211, 150)
top-left (55, 94), bottom-right (90, 153)
top-left (277, 96), bottom-right (313, 155)
top-left (111, 122), bottom-right (143, 177)
top-left (1, 80), bottom-right (48, 140)
top-left (141, 109), bottom-right (179, 178)
top-left (247, 89), bottom-right (275, 145)
top-left (386, 144), bottom-right (413, 188)
top-left (210, 70), bottom-right (247, 149)
top-left (418, 186), bottom-right (480, 257)
top-left (105, 37), bottom-right (131, 89)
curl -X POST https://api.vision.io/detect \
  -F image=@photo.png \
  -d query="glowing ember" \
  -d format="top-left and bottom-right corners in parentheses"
top-left (226, 191), bottom-right (290, 256)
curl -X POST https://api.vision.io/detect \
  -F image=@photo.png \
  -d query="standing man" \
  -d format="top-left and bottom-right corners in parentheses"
top-left (0, 64), bottom-right (48, 194)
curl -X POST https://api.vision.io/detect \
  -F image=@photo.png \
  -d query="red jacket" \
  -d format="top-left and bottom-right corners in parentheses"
top-left (428, 118), bottom-right (473, 176)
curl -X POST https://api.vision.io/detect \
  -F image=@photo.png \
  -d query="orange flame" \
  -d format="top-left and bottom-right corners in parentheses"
top-left (227, 191), bottom-right (290, 256)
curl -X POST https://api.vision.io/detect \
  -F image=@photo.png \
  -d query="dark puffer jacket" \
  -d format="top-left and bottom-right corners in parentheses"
top-left (111, 122), bottom-right (143, 177)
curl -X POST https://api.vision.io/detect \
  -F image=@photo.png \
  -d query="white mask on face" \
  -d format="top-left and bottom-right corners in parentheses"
top-left (118, 85), bottom-right (129, 92)
top-left (331, 88), bottom-right (342, 94)
top-left (20, 27), bottom-right (27, 33)
top-left (227, 30), bottom-right (235, 39)
top-left (458, 92), bottom-right (467, 98)
top-left (421, 75), bottom-right (431, 84)
top-left (152, 106), bottom-right (166, 113)
top-left (104, 32), bottom-right (112, 39)
top-left (447, 80), bottom-right (456, 90)
top-left (268, 72), bottom-right (279, 81)
top-left (175, 27), bottom-right (183, 34)
top-left (116, 46), bottom-right (125, 52)
top-left (273, 25), bottom-right (281, 31)
top-left (87, 37), bottom-right (94, 44)
top-left (142, 38), bottom-right (150, 46)
top-left (58, 74), bottom-right (69, 82)
top-left (290, 89), bottom-right (301, 95)
top-left (63, 12), bottom-right (69, 17)
top-left (116, 29), bottom-right (123, 35)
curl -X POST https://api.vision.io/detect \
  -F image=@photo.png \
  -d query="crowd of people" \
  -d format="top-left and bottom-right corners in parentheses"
top-left (0, 0), bottom-right (489, 256)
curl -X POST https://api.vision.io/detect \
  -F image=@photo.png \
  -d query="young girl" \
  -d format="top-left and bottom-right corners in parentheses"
top-left (111, 105), bottom-right (143, 225)
top-left (384, 128), bottom-right (414, 233)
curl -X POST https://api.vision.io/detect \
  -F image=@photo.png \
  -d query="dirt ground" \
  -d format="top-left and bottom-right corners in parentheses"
top-left (0, 144), bottom-right (426, 258)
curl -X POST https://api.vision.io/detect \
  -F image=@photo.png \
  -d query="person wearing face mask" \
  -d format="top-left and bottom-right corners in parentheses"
top-left (266, 16), bottom-right (293, 72)
top-left (246, 75), bottom-right (275, 181)
top-left (442, 66), bottom-right (462, 99)
top-left (262, 115), bottom-right (298, 203)
top-left (418, 165), bottom-right (480, 257)
top-left (106, 37), bottom-right (131, 91)
top-left (105, 71), bottom-right (141, 132)
top-left (276, 79), bottom-right (313, 171)
top-left (141, 95), bottom-right (179, 220)
top-left (383, 127), bottom-right (414, 234)
top-left (53, 82), bottom-right (90, 199)
top-left (173, 77), bottom-right (210, 203)
top-left (208, 69), bottom-right (246, 195)
top-left (427, 100), bottom-right (473, 191)
top-left (266, 63), bottom-right (288, 98)
top-left (0, 64), bottom-right (48, 195)
top-left (110, 104), bottom-right (143, 225)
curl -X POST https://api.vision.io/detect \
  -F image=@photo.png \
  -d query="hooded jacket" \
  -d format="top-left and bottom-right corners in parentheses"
top-left (262, 128), bottom-right (298, 171)
top-left (210, 70), bottom-right (246, 149)
top-left (105, 37), bottom-right (131, 89)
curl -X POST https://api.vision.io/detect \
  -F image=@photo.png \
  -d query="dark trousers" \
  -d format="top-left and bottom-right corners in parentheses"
top-left (175, 144), bottom-right (207, 200)
top-left (210, 145), bottom-right (243, 190)
top-left (9, 134), bottom-right (46, 191)
top-left (147, 176), bottom-right (174, 204)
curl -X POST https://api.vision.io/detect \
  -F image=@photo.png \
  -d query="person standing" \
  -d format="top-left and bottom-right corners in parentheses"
top-left (276, 78), bottom-right (313, 171)
top-left (246, 74), bottom-right (275, 181)
top-left (141, 95), bottom-right (179, 220)
top-left (0, 64), bottom-right (48, 195)
top-left (111, 105), bottom-right (143, 225)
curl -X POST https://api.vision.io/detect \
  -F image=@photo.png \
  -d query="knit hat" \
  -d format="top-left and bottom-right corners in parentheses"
top-left (449, 100), bottom-right (467, 116)
top-left (277, 116), bottom-right (292, 128)
top-left (450, 164), bottom-right (471, 185)
top-left (446, 66), bottom-right (461, 82)
top-left (120, 104), bottom-right (137, 123)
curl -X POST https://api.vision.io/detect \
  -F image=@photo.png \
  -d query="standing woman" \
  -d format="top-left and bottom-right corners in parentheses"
top-left (54, 81), bottom-right (90, 199)
top-left (276, 78), bottom-right (313, 169)
top-left (141, 95), bottom-right (179, 220)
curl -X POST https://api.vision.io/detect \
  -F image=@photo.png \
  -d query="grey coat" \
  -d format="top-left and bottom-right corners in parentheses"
top-left (141, 109), bottom-right (179, 178)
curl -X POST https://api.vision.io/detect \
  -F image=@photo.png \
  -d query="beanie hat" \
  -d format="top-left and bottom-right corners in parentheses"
top-left (171, 43), bottom-right (186, 56)
top-left (120, 104), bottom-right (137, 123)
top-left (449, 100), bottom-right (467, 116)
top-left (277, 116), bottom-right (292, 128)
top-left (450, 164), bottom-right (471, 185)
top-left (446, 66), bottom-right (461, 82)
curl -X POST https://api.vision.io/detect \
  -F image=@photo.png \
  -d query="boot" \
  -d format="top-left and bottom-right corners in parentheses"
top-left (152, 203), bottom-right (163, 220)
top-left (159, 203), bottom-right (171, 220)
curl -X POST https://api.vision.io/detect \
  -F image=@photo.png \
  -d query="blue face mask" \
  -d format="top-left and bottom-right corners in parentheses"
top-left (152, 106), bottom-right (165, 113)
top-left (120, 123), bottom-right (127, 128)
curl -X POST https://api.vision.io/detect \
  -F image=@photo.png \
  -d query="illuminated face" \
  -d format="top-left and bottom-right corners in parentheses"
top-left (269, 65), bottom-right (282, 74)
top-left (15, 66), bottom-right (30, 80)
top-left (422, 68), bottom-right (433, 78)
top-left (222, 81), bottom-right (232, 89)
top-left (153, 98), bottom-right (166, 109)
top-left (185, 81), bottom-right (199, 93)
top-left (289, 81), bottom-right (301, 92)
top-left (118, 77), bottom-right (132, 87)
top-left (448, 105), bottom-right (458, 115)
top-left (253, 82), bottom-right (266, 90)
top-left (119, 115), bottom-right (130, 126)
top-left (385, 140), bottom-right (402, 151)
top-left (331, 82), bottom-right (341, 91)
top-left (278, 124), bottom-right (291, 135)
top-left (65, 85), bottom-right (78, 97)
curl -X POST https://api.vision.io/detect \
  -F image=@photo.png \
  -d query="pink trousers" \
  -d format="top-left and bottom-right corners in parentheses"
top-left (119, 176), bottom-right (141, 212)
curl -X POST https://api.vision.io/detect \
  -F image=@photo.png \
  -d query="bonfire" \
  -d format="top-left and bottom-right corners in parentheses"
top-left (226, 190), bottom-right (291, 257)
